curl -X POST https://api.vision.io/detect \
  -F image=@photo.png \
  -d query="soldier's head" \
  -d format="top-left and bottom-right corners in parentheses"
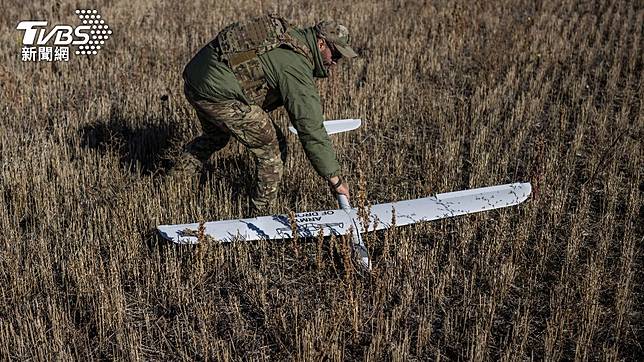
top-left (314, 20), bottom-right (358, 69)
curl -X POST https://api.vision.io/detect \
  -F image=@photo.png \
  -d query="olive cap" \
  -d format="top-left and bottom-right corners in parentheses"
top-left (314, 20), bottom-right (358, 58)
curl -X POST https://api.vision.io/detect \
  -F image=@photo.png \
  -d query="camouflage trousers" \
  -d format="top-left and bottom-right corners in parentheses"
top-left (180, 83), bottom-right (284, 215)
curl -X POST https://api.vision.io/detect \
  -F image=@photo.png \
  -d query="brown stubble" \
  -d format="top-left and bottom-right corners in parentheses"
top-left (0, 0), bottom-right (641, 360)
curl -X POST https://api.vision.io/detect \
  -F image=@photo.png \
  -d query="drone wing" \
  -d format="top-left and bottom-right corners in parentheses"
top-left (157, 209), bottom-right (356, 244)
top-left (288, 119), bottom-right (361, 135)
top-left (157, 182), bottom-right (531, 244)
top-left (362, 182), bottom-right (532, 231)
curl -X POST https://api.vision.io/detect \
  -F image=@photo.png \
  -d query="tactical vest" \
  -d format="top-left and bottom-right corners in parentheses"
top-left (211, 14), bottom-right (313, 105)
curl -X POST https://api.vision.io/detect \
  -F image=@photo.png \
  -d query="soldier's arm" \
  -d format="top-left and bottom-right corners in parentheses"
top-left (276, 62), bottom-right (341, 179)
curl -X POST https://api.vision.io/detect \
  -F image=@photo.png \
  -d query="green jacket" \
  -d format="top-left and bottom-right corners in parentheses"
top-left (183, 27), bottom-right (340, 178)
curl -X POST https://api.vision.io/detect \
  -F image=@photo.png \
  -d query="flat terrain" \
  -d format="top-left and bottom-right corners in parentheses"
top-left (0, 0), bottom-right (641, 360)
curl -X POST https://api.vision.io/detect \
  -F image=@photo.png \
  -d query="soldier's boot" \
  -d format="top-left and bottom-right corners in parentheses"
top-left (169, 133), bottom-right (228, 179)
top-left (169, 151), bottom-right (203, 178)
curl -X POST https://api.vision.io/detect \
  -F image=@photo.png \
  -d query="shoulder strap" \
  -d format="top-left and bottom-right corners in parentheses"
top-left (281, 30), bottom-right (314, 65)
top-left (213, 14), bottom-right (313, 105)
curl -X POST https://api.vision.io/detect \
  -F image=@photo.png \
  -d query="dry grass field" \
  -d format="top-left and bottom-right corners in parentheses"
top-left (0, 0), bottom-right (641, 360)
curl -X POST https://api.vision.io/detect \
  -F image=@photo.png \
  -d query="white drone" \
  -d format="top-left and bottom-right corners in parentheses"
top-left (158, 119), bottom-right (532, 270)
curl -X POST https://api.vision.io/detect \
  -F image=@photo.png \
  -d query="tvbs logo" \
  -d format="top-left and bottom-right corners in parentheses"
top-left (17, 9), bottom-right (112, 62)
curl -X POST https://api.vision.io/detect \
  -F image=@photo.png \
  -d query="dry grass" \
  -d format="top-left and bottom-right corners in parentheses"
top-left (0, 0), bottom-right (641, 360)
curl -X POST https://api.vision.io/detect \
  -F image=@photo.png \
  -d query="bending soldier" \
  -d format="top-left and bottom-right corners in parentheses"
top-left (177, 15), bottom-right (357, 215)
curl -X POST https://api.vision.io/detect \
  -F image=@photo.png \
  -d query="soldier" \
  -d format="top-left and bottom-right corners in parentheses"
top-left (177, 15), bottom-right (357, 215)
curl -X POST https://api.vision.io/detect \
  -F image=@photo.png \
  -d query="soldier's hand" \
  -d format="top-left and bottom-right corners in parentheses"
top-left (328, 176), bottom-right (350, 200)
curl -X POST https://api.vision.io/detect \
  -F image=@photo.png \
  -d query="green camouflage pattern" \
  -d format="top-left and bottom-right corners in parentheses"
top-left (216, 14), bottom-right (288, 104)
top-left (217, 14), bottom-right (288, 56)
top-left (215, 15), bottom-right (313, 105)
top-left (183, 26), bottom-right (339, 178)
top-left (181, 22), bottom-right (341, 215)
top-left (182, 84), bottom-right (283, 214)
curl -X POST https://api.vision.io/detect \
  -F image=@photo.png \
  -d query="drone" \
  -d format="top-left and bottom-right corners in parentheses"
top-left (158, 119), bottom-right (532, 271)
